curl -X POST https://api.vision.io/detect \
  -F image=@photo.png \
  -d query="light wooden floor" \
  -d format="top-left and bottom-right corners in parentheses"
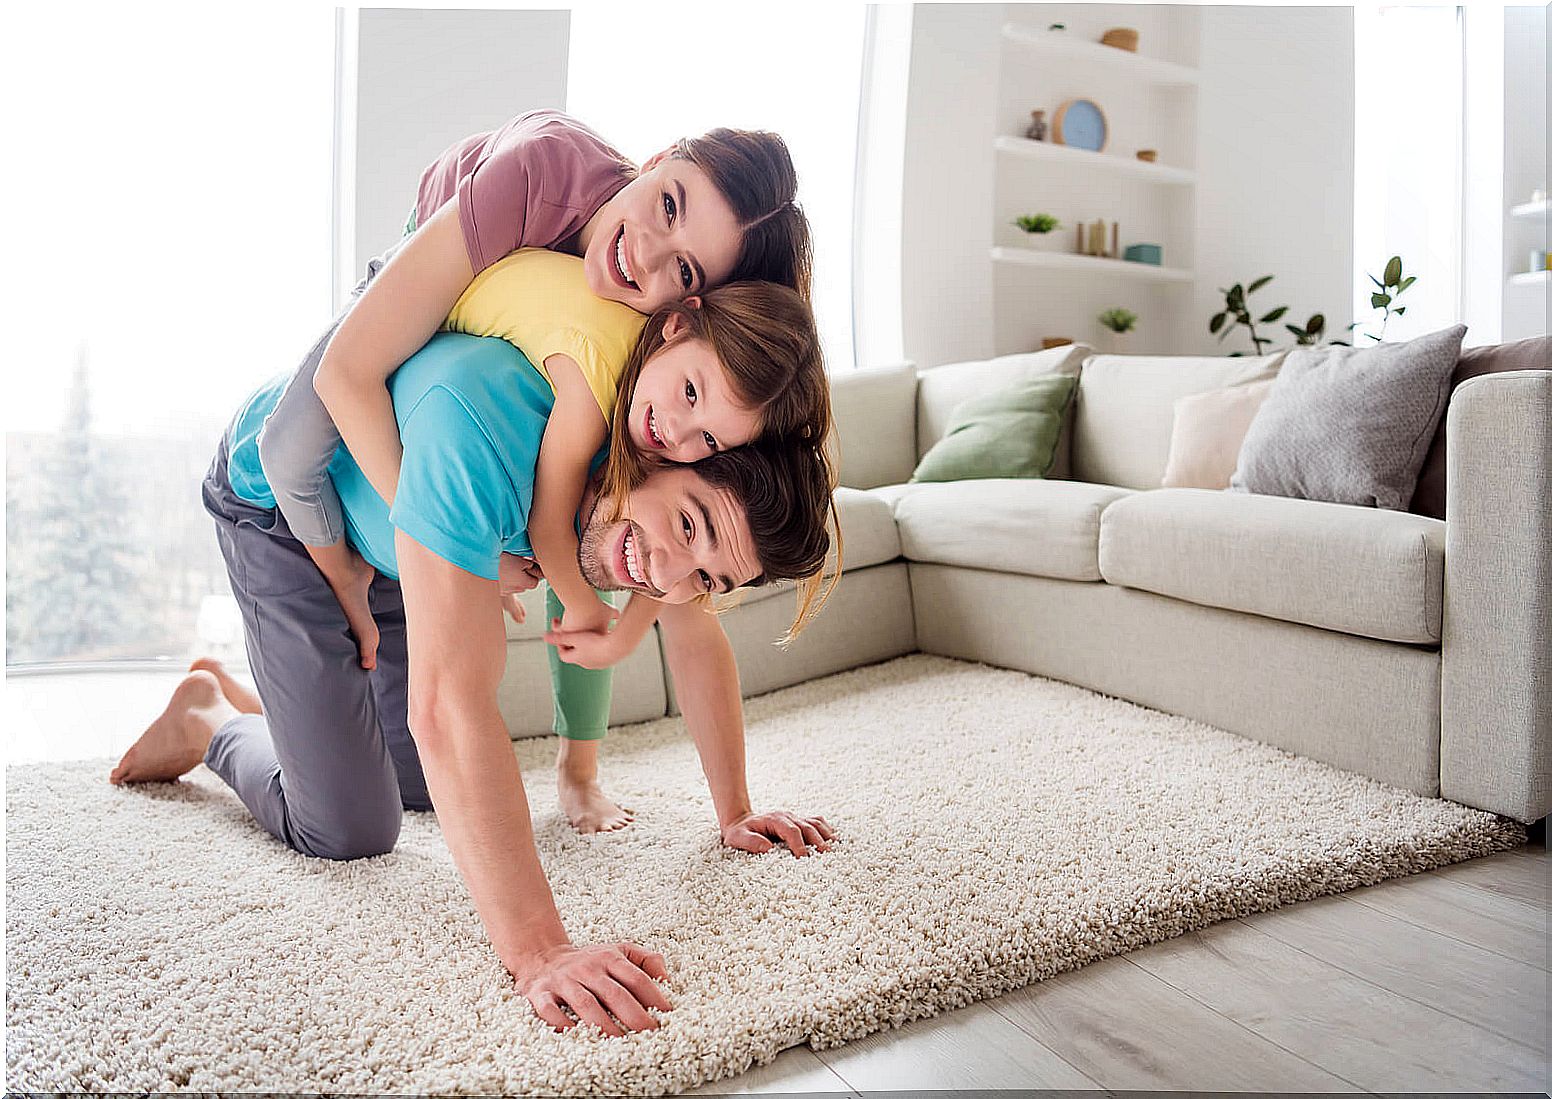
top-left (8, 670), bottom-right (1549, 1094)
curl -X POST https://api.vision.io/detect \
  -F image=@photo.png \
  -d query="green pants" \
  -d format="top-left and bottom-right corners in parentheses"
top-left (546, 584), bottom-right (617, 741)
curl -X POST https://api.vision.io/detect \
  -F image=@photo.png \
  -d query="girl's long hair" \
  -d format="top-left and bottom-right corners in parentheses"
top-left (598, 282), bottom-right (841, 642)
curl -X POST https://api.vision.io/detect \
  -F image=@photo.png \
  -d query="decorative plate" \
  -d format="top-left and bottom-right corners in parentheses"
top-left (1052, 98), bottom-right (1108, 152)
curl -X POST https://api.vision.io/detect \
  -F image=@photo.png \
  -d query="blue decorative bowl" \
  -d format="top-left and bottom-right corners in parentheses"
top-left (1124, 243), bottom-right (1162, 266)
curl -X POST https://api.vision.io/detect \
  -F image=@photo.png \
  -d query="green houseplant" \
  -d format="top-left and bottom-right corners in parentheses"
top-left (1097, 307), bottom-right (1138, 353)
top-left (1207, 256), bottom-right (1415, 356)
top-left (1014, 213), bottom-right (1061, 234)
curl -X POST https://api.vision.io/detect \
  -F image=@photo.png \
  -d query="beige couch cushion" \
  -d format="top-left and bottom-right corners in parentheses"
top-left (830, 362), bottom-right (919, 489)
top-left (915, 345), bottom-right (1091, 479)
top-left (1098, 488), bottom-right (1445, 644)
top-left (1072, 351), bottom-right (1288, 489)
top-left (1161, 379), bottom-right (1276, 489)
top-left (893, 479), bottom-right (1134, 581)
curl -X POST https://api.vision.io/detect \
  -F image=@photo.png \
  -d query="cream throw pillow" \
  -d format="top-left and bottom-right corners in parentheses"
top-left (1161, 379), bottom-right (1276, 489)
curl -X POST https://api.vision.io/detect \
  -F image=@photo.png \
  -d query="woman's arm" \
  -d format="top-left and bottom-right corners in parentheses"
top-left (313, 196), bottom-right (475, 505)
top-left (530, 354), bottom-right (615, 634)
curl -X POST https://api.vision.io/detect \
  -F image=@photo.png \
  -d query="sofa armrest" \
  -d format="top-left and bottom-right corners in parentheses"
top-left (1441, 368), bottom-right (1552, 822)
top-left (829, 362), bottom-right (918, 489)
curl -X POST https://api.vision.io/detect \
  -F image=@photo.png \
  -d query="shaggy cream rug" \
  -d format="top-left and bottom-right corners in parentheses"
top-left (6, 655), bottom-right (1525, 1095)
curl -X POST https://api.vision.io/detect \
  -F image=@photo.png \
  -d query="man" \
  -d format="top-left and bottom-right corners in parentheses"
top-left (111, 332), bottom-right (837, 1037)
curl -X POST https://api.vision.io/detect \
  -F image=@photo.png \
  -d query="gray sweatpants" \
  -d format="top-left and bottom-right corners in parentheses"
top-left (257, 235), bottom-right (408, 548)
top-left (201, 438), bottom-right (431, 860)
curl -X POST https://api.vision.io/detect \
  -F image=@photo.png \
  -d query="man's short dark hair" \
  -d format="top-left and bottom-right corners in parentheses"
top-left (695, 440), bottom-right (830, 589)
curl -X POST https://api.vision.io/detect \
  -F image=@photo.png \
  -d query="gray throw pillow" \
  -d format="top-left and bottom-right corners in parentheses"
top-left (1229, 324), bottom-right (1467, 510)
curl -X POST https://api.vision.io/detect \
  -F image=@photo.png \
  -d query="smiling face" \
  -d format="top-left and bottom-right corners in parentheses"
top-left (576, 465), bottom-right (761, 604)
top-left (624, 312), bottom-right (762, 463)
top-left (582, 154), bottom-right (744, 312)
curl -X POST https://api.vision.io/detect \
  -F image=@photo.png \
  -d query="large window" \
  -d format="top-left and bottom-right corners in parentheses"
top-left (4, 8), bottom-right (335, 666)
top-left (566, 5), bottom-right (868, 373)
top-left (1352, 4), bottom-right (1463, 342)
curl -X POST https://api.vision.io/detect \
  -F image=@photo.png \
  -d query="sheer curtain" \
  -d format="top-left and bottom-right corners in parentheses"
top-left (1351, 4), bottom-right (1463, 343)
top-left (3, 7), bottom-right (334, 665)
top-left (567, 4), bottom-right (868, 373)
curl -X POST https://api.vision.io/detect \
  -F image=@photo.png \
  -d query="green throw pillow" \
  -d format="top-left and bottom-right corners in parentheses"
top-left (910, 373), bottom-right (1078, 483)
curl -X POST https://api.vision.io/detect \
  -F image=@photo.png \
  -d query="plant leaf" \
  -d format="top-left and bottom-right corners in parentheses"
top-left (1384, 256), bottom-right (1402, 285)
top-left (1247, 275), bottom-right (1274, 294)
top-left (1285, 324), bottom-right (1307, 339)
top-left (1209, 313), bottom-right (1226, 334)
top-left (1259, 306), bottom-right (1289, 323)
top-left (1394, 306), bottom-right (1406, 315)
top-left (1398, 276), bottom-right (1416, 292)
top-left (1369, 273), bottom-right (1386, 289)
top-left (1371, 292), bottom-right (1390, 308)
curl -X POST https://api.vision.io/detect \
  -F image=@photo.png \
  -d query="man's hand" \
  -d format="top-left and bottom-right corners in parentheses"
top-left (513, 941), bottom-right (673, 1036)
top-left (544, 618), bottom-right (633, 669)
top-left (721, 810), bottom-right (836, 858)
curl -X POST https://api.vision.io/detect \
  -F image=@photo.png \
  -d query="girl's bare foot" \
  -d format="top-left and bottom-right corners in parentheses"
top-left (109, 671), bottom-right (237, 784)
top-left (555, 737), bottom-right (631, 833)
top-left (558, 775), bottom-right (633, 833)
top-left (189, 656), bottom-right (263, 714)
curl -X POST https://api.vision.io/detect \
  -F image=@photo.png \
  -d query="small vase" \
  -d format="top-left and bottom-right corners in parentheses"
top-left (1024, 230), bottom-right (1064, 252)
top-left (1101, 329), bottom-right (1134, 355)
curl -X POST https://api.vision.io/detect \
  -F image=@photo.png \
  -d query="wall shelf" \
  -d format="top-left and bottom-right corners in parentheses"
top-left (1508, 270), bottom-right (1548, 287)
top-left (992, 245), bottom-right (1193, 284)
top-left (995, 135), bottom-right (1196, 185)
top-left (1509, 199), bottom-right (1549, 219)
top-left (1001, 23), bottom-right (1201, 88)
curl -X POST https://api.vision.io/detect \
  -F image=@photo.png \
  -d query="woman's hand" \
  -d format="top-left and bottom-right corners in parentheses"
top-left (720, 811), bottom-right (836, 857)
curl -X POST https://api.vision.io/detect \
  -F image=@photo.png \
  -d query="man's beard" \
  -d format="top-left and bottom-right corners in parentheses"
top-left (576, 501), bottom-right (623, 590)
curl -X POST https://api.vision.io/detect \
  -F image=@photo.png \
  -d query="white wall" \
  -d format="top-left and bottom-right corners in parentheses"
top-left (337, 8), bottom-right (570, 306)
top-left (899, 4), bottom-right (1004, 369)
top-left (896, 4), bottom-right (1356, 367)
top-left (1191, 4), bottom-right (1354, 356)
top-left (1501, 3), bottom-right (1548, 342)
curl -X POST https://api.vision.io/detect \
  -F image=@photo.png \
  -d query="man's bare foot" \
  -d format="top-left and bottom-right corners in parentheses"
top-left (109, 671), bottom-right (237, 785)
top-left (189, 657), bottom-right (263, 714)
top-left (558, 775), bottom-right (633, 833)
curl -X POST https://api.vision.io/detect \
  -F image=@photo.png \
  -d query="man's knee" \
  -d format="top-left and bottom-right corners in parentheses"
top-left (294, 808), bottom-right (401, 861)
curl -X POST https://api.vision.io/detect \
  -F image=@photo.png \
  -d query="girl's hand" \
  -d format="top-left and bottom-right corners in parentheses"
top-left (544, 618), bottom-right (633, 670)
top-left (559, 596), bottom-right (618, 638)
top-left (720, 811), bottom-right (836, 858)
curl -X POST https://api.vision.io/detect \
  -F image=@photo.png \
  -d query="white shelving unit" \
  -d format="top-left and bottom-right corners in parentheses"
top-left (1509, 198), bottom-right (1549, 220)
top-left (994, 14), bottom-right (1202, 355)
top-left (994, 134), bottom-right (1196, 186)
top-left (991, 245), bottom-right (1193, 284)
top-left (1000, 23), bottom-right (1201, 87)
top-left (1508, 270), bottom-right (1548, 287)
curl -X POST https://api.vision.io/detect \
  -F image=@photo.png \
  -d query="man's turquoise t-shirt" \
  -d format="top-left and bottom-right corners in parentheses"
top-left (225, 333), bottom-right (605, 581)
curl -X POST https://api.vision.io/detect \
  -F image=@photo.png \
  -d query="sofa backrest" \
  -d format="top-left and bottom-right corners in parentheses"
top-left (915, 345), bottom-right (1091, 478)
top-left (1072, 350), bottom-right (1289, 489)
top-left (829, 361), bottom-right (919, 489)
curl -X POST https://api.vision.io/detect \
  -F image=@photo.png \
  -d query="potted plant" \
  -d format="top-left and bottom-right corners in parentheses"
top-left (1014, 212), bottom-right (1063, 250)
top-left (1097, 307), bottom-right (1138, 354)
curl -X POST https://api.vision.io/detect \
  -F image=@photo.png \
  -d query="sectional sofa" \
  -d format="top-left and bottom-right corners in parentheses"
top-left (496, 343), bottom-right (1550, 826)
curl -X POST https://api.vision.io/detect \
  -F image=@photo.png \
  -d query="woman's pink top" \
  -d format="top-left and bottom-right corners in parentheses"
top-left (415, 109), bottom-right (635, 274)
